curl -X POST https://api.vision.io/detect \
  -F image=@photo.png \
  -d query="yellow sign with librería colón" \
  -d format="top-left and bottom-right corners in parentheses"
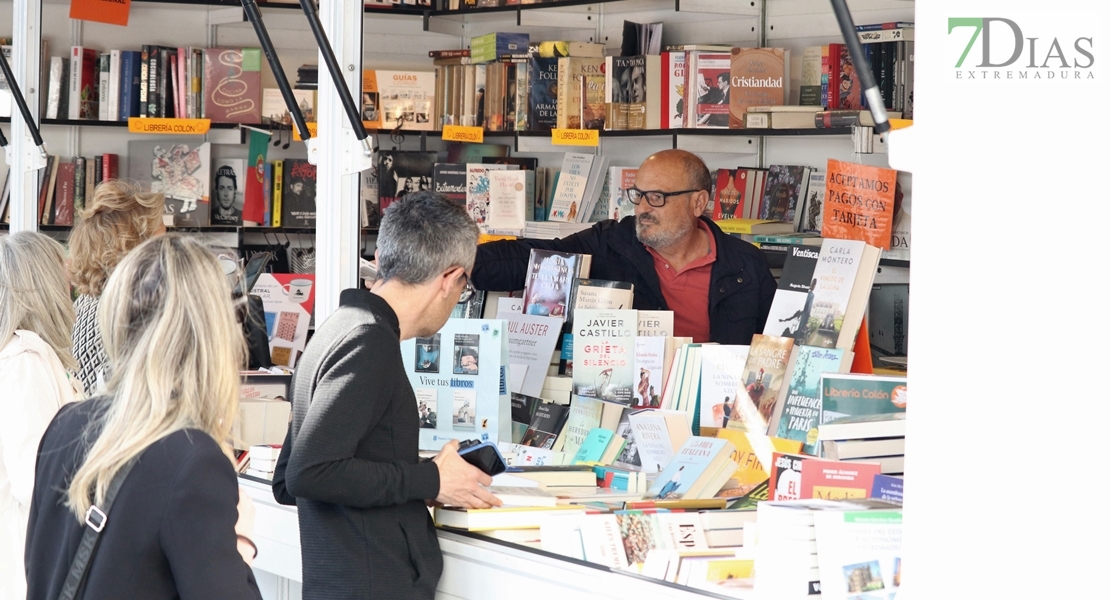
top-left (127, 118), bottom-right (211, 135)
top-left (551, 128), bottom-right (600, 146)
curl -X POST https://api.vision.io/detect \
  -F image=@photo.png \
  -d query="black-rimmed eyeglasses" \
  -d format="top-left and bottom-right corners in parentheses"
top-left (458, 273), bottom-right (475, 304)
top-left (622, 187), bottom-right (701, 208)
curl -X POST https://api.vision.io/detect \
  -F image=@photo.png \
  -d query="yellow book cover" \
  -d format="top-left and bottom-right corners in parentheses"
top-left (715, 428), bottom-right (802, 486)
top-left (361, 70), bottom-right (381, 129)
top-left (714, 218), bottom-right (794, 235)
top-left (271, 160), bottom-right (283, 227)
top-left (556, 57), bottom-right (606, 130)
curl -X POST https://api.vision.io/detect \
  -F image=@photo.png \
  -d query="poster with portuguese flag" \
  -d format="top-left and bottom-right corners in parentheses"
top-left (820, 159), bottom-right (897, 250)
top-left (242, 128), bottom-right (270, 225)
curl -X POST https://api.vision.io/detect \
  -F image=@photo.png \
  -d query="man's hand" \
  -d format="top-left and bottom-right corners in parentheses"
top-left (432, 440), bottom-right (502, 509)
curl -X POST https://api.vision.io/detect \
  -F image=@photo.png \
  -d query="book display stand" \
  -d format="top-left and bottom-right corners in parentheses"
top-left (1, 0), bottom-right (913, 598)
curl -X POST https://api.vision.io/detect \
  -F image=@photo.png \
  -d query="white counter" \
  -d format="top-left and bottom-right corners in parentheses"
top-left (239, 477), bottom-right (732, 600)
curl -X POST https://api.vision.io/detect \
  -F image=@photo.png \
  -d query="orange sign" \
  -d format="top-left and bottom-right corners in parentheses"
top-left (441, 125), bottom-right (484, 144)
top-left (551, 128), bottom-right (600, 146)
top-left (70, 0), bottom-right (131, 27)
top-left (127, 118), bottom-right (211, 135)
top-left (821, 159), bottom-right (898, 250)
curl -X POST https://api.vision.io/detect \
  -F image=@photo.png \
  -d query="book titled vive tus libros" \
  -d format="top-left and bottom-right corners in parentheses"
top-left (401, 318), bottom-right (511, 451)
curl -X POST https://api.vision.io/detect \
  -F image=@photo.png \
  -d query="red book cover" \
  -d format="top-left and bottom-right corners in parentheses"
top-left (827, 43), bottom-right (843, 109)
top-left (203, 48), bottom-right (263, 124)
top-left (73, 47), bottom-right (99, 119)
top-left (102, 153), bottom-right (119, 181)
top-left (54, 161), bottom-right (77, 226)
top-left (712, 169), bottom-right (744, 220)
top-left (691, 52), bottom-right (731, 128)
top-left (835, 44), bottom-right (863, 110)
top-left (768, 452), bottom-right (809, 501)
top-left (799, 457), bottom-right (882, 500)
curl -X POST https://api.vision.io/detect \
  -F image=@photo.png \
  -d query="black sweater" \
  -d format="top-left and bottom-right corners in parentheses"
top-left (272, 289), bottom-right (442, 600)
top-left (25, 398), bottom-right (261, 600)
top-left (472, 216), bottom-right (777, 345)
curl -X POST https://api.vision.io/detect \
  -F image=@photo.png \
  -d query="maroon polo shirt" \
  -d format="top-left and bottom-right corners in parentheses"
top-left (645, 220), bottom-right (717, 342)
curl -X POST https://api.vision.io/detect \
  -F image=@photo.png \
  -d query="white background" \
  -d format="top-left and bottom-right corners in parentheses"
top-left (897, 1), bottom-right (1109, 598)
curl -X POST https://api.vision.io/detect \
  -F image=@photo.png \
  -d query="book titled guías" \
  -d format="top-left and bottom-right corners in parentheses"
top-left (572, 308), bottom-right (638, 406)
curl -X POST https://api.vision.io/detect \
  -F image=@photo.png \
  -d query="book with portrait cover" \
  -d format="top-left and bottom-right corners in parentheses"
top-left (571, 308), bottom-right (637, 406)
top-left (203, 48), bottom-right (262, 124)
top-left (280, 159), bottom-right (317, 228)
top-left (686, 51), bottom-right (731, 129)
top-left (211, 158), bottom-right (245, 226)
top-left (728, 47), bottom-right (789, 128)
top-left (401, 318), bottom-right (511, 451)
top-left (378, 150), bottom-right (437, 213)
top-left (522, 249), bottom-right (592, 321)
top-left (127, 141), bottom-right (211, 227)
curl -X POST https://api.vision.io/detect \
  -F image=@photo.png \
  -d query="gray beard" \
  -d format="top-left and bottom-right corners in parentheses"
top-left (636, 216), bottom-right (694, 251)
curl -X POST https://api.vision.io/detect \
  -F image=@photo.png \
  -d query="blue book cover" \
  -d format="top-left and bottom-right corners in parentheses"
top-left (528, 55), bottom-right (559, 131)
top-left (870, 474), bottom-right (903, 505)
top-left (776, 346), bottom-right (846, 454)
top-left (401, 319), bottom-right (511, 451)
top-left (647, 437), bottom-right (732, 500)
top-left (119, 50), bottom-right (142, 120)
top-left (573, 427), bottom-right (615, 464)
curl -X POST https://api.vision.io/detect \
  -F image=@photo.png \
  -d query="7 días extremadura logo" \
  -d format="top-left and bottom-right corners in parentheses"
top-left (948, 18), bottom-right (1095, 80)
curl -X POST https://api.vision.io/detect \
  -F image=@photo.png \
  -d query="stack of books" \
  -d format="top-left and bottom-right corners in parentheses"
top-left (818, 412), bottom-right (906, 475)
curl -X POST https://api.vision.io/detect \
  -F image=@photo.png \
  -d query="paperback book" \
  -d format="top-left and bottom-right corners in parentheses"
top-left (522, 249), bottom-right (592, 320)
top-left (726, 334), bottom-right (795, 435)
top-left (126, 141), bottom-right (211, 227)
top-left (571, 308), bottom-right (638, 406)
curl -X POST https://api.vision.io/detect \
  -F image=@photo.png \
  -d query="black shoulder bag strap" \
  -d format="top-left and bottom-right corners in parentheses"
top-left (56, 460), bottom-right (137, 600)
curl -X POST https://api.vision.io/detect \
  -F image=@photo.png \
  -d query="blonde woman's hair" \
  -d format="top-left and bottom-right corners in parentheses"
top-left (68, 180), bottom-right (165, 297)
top-left (0, 231), bottom-right (77, 370)
top-left (67, 234), bottom-right (246, 520)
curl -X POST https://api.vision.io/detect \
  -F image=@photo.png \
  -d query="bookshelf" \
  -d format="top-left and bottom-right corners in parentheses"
top-left (3, 1), bottom-right (916, 598)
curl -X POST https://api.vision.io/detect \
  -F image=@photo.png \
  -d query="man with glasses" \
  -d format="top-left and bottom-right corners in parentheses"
top-left (473, 149), bottom-right (775, 344)
top-left (273, 191), bottom-right (500, 600)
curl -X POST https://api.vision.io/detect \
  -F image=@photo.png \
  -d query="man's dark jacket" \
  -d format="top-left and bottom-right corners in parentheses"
top-left (472, 216), bottom-right (777, 345)
top-left (272, 289), bottom-right (442, 600)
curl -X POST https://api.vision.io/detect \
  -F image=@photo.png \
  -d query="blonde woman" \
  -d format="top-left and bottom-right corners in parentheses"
top-left (68, 180), bottom-right (165, 393)
top-left (0, 231), bottom-right (84, 600)
top-left (25, 235), bottom-right (262, 599)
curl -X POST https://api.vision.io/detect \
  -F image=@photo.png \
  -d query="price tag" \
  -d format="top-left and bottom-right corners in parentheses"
top-left (442, 125), bottom-right (485, 143)
top-left (292, 122), bottom-right (319, 141)
top-left (127, 118), bottom-right (211, 135)
top-left (551, 128), bottom-right (600, 146)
